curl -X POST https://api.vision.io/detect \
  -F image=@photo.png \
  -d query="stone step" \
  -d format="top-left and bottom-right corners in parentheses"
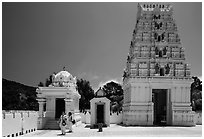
top-left (44, 119), bottom-right (60, 130)
top-left (44, 125), bottom-right (59, 127)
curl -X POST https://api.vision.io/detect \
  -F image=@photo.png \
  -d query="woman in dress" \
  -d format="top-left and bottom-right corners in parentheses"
top-left (59, 112), bottom-right (67, 135)
top-left (67, 112), bottom-right (73, 133)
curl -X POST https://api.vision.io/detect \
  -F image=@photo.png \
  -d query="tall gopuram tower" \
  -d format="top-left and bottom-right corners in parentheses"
top-left (122, 3), bottom-right (195, 126)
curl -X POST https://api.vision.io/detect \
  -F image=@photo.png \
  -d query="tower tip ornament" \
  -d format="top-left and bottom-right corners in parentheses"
top-left (63, 66), bottom-right (66, 71)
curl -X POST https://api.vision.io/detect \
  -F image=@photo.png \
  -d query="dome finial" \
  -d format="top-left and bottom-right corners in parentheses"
top-left (63, 66), bottom-right (66, 71)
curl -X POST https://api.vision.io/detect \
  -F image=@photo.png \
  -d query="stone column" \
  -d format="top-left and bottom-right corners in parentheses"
top-left (64, 98), bottom-right (73, 114)
top-left (73, 94), bottom-right (80, 113)
top-left (171, 86), bottom-right (176, 103)
top-left (75, 96), bottom-right (80, 112)
top-left (105, 99), bottom-right (110, 126)
top-left (186, 86), bottom-right (191, 103)
top-left (45, 97), bottom-right (55, 118)
top-left (36, 98), bottom-right (46, 130)
top-left (37, 98), bottom-right (46, 117)
top-left (181, 87), bottom-right (184, 103)
top-left (166, 89), bottom-right (171, 125)
top-left (90, 99), bottom-right (96, 127)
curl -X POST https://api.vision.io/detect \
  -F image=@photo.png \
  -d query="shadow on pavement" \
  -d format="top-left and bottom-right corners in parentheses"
top-left (57, 133), bottom-right (65, 136)
top-left (116, 123), bottom-right (196, 127)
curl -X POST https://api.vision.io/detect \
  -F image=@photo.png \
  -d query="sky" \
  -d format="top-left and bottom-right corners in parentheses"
top-left (2, 2), bottom-right (202, 91)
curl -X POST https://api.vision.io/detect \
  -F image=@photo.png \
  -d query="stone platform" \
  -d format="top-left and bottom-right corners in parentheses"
top-left (21, 124), bottom-right (202, 137)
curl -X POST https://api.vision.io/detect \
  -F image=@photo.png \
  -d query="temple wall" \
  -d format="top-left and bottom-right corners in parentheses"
top-left (123, 77), bottom-right (195, 126)
top-left (80, 112), bottom-right (123, 124)
top-left (45, 97), bottom-right (56, 118)
top-left (2, 111), bottom-right (38, 137)
top-left (195, 111), bottom-right (202, 125)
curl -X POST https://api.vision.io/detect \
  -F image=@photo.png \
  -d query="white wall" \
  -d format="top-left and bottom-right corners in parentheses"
top-left (80, 112), bottom-right (91, 124)
top-left (2, 111), bottom-right (38, 137)
top-left (110, 113), bottom-right (123, 124)
top-left (195, 111), bottom-right (202, 125)
top-left (80, 112), bottom-right (122, 124)
top-left (85, 112), bottom-right (91, 124)
top-left (2, 110), bottom-right (201, 137)
top-left (80, 111), bottom-right (201, 125)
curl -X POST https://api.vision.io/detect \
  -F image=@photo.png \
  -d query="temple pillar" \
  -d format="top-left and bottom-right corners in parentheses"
top-left (36, 98), bottom-right (47, 129)
top-left (64, 98), bottom-right (73, 114)
top-left (45, 97), bottom-right (55, 118)
top-left (65, 95), bottom-right (81, 125)
top-left (73, 94), bottom-right (80, 113)
top-left (37, 98), bottom-right (46, 117)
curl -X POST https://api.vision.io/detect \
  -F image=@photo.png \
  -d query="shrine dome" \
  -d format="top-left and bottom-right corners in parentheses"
top-left (52, 70), bottom-right (76, 87)
top-left (55, 70), bottom-right (71, 79)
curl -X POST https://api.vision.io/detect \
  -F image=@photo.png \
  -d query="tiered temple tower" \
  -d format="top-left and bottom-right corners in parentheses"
top-left (122, 3), bottom-right (195, 126)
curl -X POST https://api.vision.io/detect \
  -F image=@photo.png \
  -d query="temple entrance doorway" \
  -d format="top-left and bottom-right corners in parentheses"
top-left (152, 89), bottom-right (168, 125)
top-left (55, 98), bottom-right (65, 119)
top-left (96, 104), bottom-right (104, 124)
top-left (160, 68), bottom-right (165, 76)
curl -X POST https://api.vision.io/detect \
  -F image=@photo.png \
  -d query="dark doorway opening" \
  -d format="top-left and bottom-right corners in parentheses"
top-left (159, 50), bottom-right (162, 57)
top-left (96, 104), bottom-right (104, 124)
top-left (160, 68), bottom-right (164, 76)
top-left (55, 98), bottom-right (65, 119)
top-left (152, 89), bottom-right (167, 125)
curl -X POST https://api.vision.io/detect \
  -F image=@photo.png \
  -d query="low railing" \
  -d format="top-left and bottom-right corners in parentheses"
top-left (80, 112), bottom-right (123, 124)
top-left (195, 111), bottom-right (202, 125)
top-left (2, 110), bottom-right (38, 137)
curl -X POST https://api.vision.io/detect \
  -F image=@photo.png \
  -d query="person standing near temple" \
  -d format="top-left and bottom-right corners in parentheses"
top-left (67, 112), bottom-right (73, 133)
top-left (58, 112), bottom-right (67, 135)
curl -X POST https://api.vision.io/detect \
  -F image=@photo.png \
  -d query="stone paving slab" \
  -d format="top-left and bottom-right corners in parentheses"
top-left (21, 124), bottom-right (202, 137)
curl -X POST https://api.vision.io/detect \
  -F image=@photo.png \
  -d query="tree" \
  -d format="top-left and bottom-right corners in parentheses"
top-left (45, 75), bottom-right (53, 87)
top-left (38, 74), bottom-right (53, 87)
top-left (2, 78), bottom-right (38, 110)
top-left (76, 79), bottom-right (95, 112)
top-left (38, 82), bottom-right (44, 87)
top-left (102, 81), bottom-right (123, 113)
top-left (190, 76), bottom-right (202, 111)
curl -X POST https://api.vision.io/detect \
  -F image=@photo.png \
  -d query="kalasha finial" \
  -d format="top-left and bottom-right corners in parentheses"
top-left (63, 66), bottom-right (66, 71)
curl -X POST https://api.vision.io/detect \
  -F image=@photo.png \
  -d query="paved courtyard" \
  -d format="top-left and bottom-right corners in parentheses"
top-left (21, 124), bottom-right (202, 137)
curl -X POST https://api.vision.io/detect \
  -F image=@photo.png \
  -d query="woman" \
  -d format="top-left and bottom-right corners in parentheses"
top-left (59, 112), bottom-right (67, 135)
top-left (67, 112), bottom-right (73, 133)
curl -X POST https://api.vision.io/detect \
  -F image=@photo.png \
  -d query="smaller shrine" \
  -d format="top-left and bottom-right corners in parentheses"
top-left (36, 68), bottom-right (81, 129)
top-left (90, 88), bottom-right (110, 128)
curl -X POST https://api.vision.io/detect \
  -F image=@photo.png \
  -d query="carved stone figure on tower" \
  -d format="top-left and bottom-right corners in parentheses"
top-left (161, 33), bottom-right (165, 41)
top-left (127, 55), bottom-right (131, 62)
top-left (165, 64), bottom-right (170, 74)
top-left (155, 63), bottom-right (160, 74)
top-left (163, 47), bottom-right (167, 55)
top-left (155, 46), bottom-right (159, 55)
top-left (123, 69), bottom-right (127, 79)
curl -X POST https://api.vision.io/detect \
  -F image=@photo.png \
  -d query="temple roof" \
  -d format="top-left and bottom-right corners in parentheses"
top-left (52, 69), bottom-right (76, 87)
top-left (95, 87), bottom-right (106, 98)
top-left (138, 3), bottom-right (172, 12)
top-left (54, 70), bottom-right (71, 79)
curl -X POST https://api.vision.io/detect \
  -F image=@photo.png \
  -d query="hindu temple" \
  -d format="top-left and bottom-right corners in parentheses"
top-left (36, 69), bottom-right (81, 129)
top-left (122, 3), bottom-right (195, 126)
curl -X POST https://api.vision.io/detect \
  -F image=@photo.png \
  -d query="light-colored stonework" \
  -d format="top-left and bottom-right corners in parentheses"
top-left (122, 3), bottom-right (195, 126)
top-left (90, 88), bottom-right (110, 128)
top-left (36, 69), bottom-right (81, 129)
